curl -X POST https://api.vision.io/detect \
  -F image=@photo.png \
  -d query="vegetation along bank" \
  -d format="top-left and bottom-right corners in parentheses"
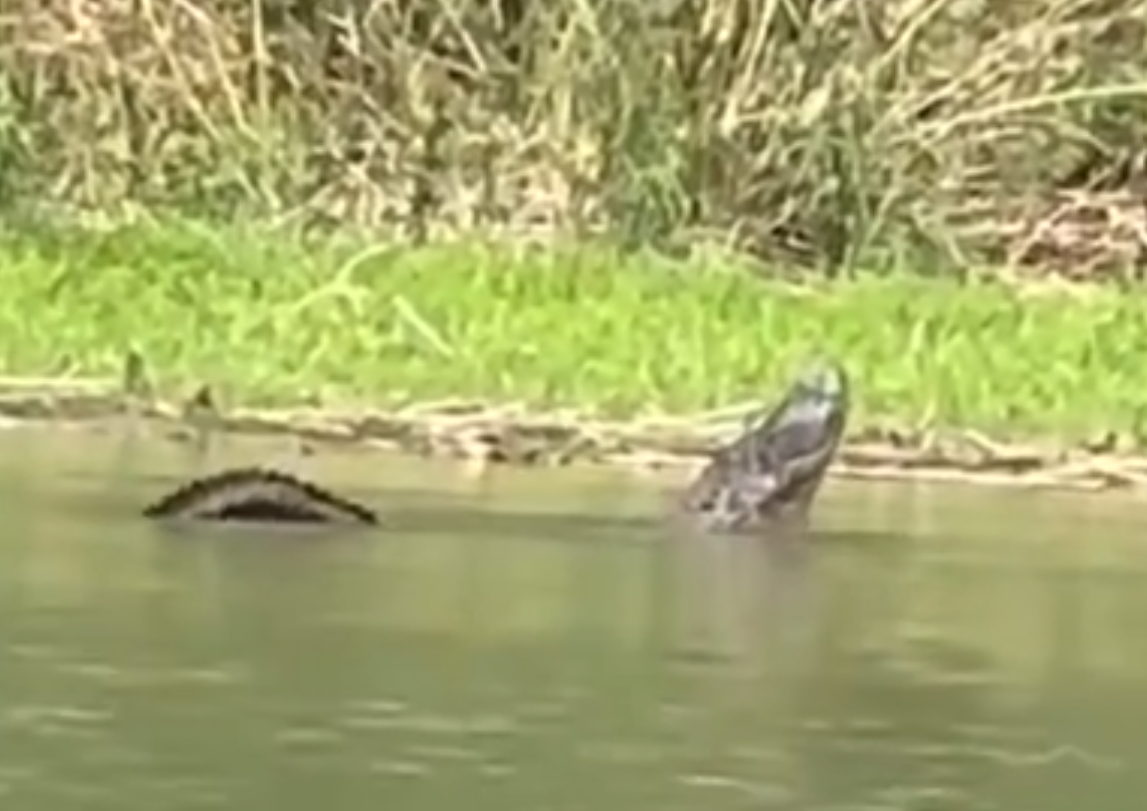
top-left (0, 1), bottom-right (1144, 489)
top-left (4, 221), bottom-right (1146, 491)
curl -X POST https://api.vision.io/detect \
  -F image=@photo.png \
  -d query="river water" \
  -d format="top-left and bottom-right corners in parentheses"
top-left (1, 425), bottom-right (1145, 810)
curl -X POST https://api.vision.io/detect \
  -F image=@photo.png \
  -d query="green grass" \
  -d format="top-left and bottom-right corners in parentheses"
top-left (4, 218), bottom-right (1147, 444)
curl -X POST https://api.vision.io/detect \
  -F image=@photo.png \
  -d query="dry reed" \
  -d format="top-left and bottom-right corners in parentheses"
top-left (0, 0), bottom-right (1144, 274)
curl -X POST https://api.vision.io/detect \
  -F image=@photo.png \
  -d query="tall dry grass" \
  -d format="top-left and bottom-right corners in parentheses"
top-left (0, 0), bottom-right (1143, 274)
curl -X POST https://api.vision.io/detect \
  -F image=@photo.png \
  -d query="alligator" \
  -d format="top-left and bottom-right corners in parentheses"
top-left (680, 359), bottom-right (850, 533)
top-left (141, 361), bottom-right (846, 532)
top-left (143, 466), bottom-right (379, 526)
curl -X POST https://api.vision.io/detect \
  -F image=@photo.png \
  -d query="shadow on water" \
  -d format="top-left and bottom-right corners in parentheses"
top-left (1, 425), bottom-right (1147, 810)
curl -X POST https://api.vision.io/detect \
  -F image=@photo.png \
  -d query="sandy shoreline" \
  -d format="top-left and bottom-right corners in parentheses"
top-left (0, 377), bottom-right (1144, 494)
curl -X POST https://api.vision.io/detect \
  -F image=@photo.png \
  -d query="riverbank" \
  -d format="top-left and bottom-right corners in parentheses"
top-left (2, 379), bottom-right (1146, 493)
top-left (7, 219), bottom-right (1147, 492)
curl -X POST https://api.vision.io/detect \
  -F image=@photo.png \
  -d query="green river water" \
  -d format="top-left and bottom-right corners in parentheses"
top-left (1, 425), bottom-right (1145, 810)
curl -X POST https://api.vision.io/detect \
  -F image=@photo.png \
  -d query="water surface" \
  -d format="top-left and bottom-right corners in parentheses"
top-left (1, 424), bottom-right (1145, 810)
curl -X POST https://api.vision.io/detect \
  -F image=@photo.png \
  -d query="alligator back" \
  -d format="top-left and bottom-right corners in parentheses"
top-left (143, 467), bottom-right (379, 526)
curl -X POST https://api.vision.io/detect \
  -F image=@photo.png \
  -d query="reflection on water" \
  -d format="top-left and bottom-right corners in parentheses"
top-left (0, 425), bottom-right (1145, 810)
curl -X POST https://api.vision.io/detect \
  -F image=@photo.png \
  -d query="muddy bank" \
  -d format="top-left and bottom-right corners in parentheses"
top-left (0, 377), bottom-right (1144, 494)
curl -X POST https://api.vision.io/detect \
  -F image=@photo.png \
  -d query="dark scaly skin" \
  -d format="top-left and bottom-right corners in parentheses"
top-left (143, 467), bottom-right (379, 526)
top-left (681, 360), bottom-right (850, 533)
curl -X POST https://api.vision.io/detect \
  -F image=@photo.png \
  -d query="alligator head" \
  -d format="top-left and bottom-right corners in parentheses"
top-left (681, 359), bottom-right (850, 533)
